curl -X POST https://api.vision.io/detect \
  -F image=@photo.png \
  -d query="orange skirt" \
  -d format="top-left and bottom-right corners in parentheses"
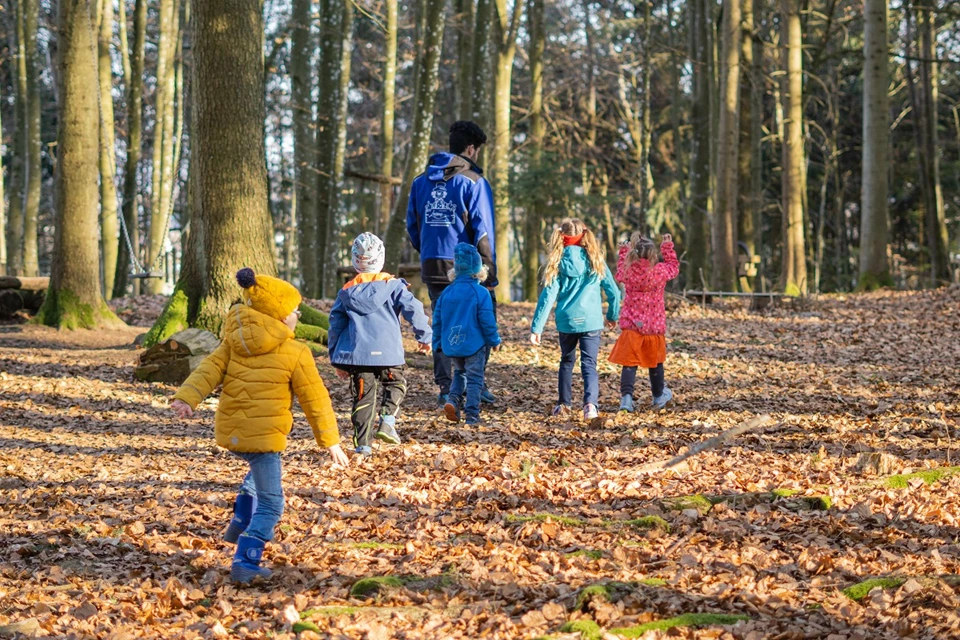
top-left (609, 331), bottom-right (666, 368)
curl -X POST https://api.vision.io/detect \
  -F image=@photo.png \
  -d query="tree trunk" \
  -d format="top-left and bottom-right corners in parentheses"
top-left (383, 0), bottom-right (446, 272)
top-left (291, 0), bottom-right (316, 293)
top-left (22, 0), bottom-right (41, 277)
top-left (686, 0), bottom-right (711, 286)
top-left (0, 80), bottom-right (5, 271)
top-left (470, 0), bottom-right (493, 130)
top-left (522, 0), bottom-right (544, 302)
top-left (4, 3), bottom-right (26, 276)
top-left (313, 0), bottom-right (343, 297)
top-left (779, 0), bottom-right (806, 295)
top-left (737, 0), bottom-right (758, 291)
top-left (638, 0), bottom-right (653, 223)
top-left (37, 0), bottom-right (122, 329)
top-left (858, 0), bottom-right (890, 290)
top-left (713, 0), bottom-right (741, 291)
top-left (144, 0), bottom-right (275, 345)
top-left (490, 0), bottom-right (522, 302)
top-left (378, 0), bottom-right (398, 235)
top-left (97, 0), bottom-right (119, 298)
top-left (456, 0), bottom-right (474, 120)
top-left (114, 0), bottom-right (147, 297)
top-left (145, 0), bottom-right (181, 294)
top-left (322, 0), bottom-right (354, 295)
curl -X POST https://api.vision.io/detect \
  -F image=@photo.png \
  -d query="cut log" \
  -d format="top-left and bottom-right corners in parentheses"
top-left (134, 328), bottom-right (221, 384)
top-left (0, 276), bottom-right (49, 291)
top-left (0, 290), bottom-right (25, 317)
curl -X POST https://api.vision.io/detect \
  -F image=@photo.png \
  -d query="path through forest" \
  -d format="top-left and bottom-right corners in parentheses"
top-left (1, 290), bottom-right (959, 639)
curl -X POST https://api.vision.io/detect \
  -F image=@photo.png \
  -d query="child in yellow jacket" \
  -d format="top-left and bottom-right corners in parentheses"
top-left (171, 268), bottom-right (348, 583)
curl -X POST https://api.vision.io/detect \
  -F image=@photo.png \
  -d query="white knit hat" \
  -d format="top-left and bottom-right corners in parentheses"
top-left (351, 232), bottom-right (385, 274)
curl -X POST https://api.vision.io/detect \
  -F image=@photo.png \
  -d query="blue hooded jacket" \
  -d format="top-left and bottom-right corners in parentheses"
top-left (406, 153), bottom-right (498, 288)
top-left (531, 246), bottom-right (622, 335)
top-left (328, 275), bottom-right (432, 368)
top-left (432, 276), bottom-right (501, 358)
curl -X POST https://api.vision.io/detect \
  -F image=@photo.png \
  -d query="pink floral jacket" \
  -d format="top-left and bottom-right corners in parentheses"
top-left (615, 241), bottom-right (679, 335)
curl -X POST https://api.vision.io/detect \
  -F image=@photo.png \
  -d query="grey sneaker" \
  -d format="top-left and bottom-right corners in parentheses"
top-left (552, 404), bottom-right (571, 417)
top-left (375, 416), bottom-right (401, 445)
top-left (619, 394), bottom-right (635, 413)
top-left (652, 387), bottom-right (674, 410)
top-left (354, 445), bottom-right (373, 457)
top-left (583, 404), bottom-right (599, 421)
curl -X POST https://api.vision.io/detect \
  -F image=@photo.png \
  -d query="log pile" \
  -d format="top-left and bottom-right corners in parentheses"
top-left (0, 276), bottom-right (48, 319)
top-left (134, 328), bottom-right (221, 384)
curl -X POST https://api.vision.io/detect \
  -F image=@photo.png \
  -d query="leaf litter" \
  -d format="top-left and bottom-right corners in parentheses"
top-left (1, 287), bottom-right (960, 638)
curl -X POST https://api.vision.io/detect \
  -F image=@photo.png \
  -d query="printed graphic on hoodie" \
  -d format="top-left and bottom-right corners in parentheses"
top-left (424, 182), bottom-right (458, 226)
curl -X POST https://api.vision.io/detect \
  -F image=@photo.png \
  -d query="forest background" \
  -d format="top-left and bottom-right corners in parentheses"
top-left (1, 0), bottom-right (959, 328)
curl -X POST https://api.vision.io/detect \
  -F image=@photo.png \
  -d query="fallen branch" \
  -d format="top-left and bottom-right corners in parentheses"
top-left (635, 415), bottom-right (772, 476)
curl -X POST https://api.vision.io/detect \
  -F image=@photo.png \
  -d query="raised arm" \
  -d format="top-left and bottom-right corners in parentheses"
top-left (654, 240), bottom-right (680, 282)
top-left (394, 282), bottom-right (432, 345)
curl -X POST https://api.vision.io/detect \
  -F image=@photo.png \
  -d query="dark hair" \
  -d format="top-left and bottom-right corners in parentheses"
top-left (449, 121), bottom-right (487, 154)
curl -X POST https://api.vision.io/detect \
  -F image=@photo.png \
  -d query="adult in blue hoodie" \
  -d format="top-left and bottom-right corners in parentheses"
top-left (433, 244), bottom-right (502, 425)
top-left (328, 234), bottom-right (432, 455)
top-left (406, 121), bottom-right (498, 404)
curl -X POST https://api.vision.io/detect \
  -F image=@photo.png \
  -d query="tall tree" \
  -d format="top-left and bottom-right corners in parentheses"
top-left (384, 0), bottom-right (446, 270)
top-left (37, 0), bottom-right (122, 329)
top-left (712, 0), bottom-right (741, 291)
top-left (779, 0), bottom-right (806, 294)
top-left (113, 0), bottom-right (148, 297)
top-left (490, 0), bottom-right (522, 301)
top-left (737, 0), bottom-right (760, 290)
top-left (522, 0), bottom-right (544, 302)
top-left (97, 0), bottom-right (119, 298)
top-left (378, 0), bottom-right (398, 234)
top-left (22, 0), bottom-right (41, 277)
top-left (291, 0), bottom-right (315, 290)
top-left (858, 0), bottom-right (890, 289)
top-left (470, 0), bottom-right (493, 140)
top-left (144, 0), bottom-right (275, 343)
top-left (687, 0), bottom-right (711, 286)
top-left (5, 3), bottom-right (27, 276)
top-left (0, 82), bottom-right (5, 271)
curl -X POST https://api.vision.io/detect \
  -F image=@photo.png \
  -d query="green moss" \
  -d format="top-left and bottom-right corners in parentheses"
top-left (663, 494), bottom-right (714, 512)
top-left (142, 288), bottom-right (189, 346)
top-left (505, 513), bottom-right (586, 527)
top-left (292, 620), bottom-right (322, 634)
top-left (300, 606), bottom-right (362, 618)
top-left (566, 549), bottom-right (603, 560)
top-left (883, 467), bottom-right (960, 489)
top-left (35, 288), bottom-right (122, 330)
top-left (298, 303), bottom-right (330, 329)
top-left (784, 282), bottom-right (802, 297)
top-left (856, 271), bottom-right (894, 292)
top-left (771, 488), bottom-right (799, 499)
top-left (842, 577), bottom-right (906, 601)
top-left (623, 515), bottom-right (670, 532)
top-left (559, 619), bottom-right (603, 640)
top-left (638, 578), bottom-right (668, 587)
top-left (575, 584), bottom-right (614, 610)
top-left (349, 576), bottom-right (405, 598)
top-left (610, 613), bottom-right (749, 636)
top-left (575, 580), bottom-right (665, 610)
top-left (349, 541), bottom-right (405, 551)
top-left (295, 322), bottom-right (328, 344)
top-left (800, 495), bottom-right (832, 510)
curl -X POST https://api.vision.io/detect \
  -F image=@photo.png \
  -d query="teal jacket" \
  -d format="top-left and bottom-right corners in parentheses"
top-left (531, 246), bottom-right (621, 335)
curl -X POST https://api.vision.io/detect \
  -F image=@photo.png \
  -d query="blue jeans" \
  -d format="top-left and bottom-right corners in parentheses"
top-left (234, 452), bottom-right (284, 542)
top-left (448, 349), bottom-right (488, 421)
top-left (558, 330), bottom-right (601, 407)
top-left (428, 282), bottom-right (496, 396)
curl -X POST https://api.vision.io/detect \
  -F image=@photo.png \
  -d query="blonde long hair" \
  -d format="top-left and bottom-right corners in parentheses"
top-left (542, 218), bottom-right (606, 286)
top-left (624, 232), bottom-right (659, 268)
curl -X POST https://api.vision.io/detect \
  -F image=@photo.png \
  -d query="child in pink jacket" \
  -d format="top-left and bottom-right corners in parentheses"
top-left (609, 233), bottom-right (680, 411)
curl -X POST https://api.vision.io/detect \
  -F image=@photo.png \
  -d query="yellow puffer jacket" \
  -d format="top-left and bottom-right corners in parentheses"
top-left (173, 304), bottom-right (340, 452)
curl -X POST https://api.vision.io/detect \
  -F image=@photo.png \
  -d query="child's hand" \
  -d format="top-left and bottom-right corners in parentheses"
top-left (661, 233), bottom-right (673, 244)
top-left (334, 368), bottom-right (350, 380)
top-left (171, 399), bottom-right (193, 418)
top-left (604, 319), bottom-right (617, 330)
top-left (417, 342), bottom-right (432, 354)
top-left (328, 444), bottom-right (349, 467)
top-left (491, 344), bottom-right (502, 352)
top-left (529, 333), bottom-right (541, 346)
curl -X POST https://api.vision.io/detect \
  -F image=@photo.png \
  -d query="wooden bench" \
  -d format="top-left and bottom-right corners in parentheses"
top-left (682, 290), bottom-right (796, 311)
top-left (335, 263), bottom-right (428, 304)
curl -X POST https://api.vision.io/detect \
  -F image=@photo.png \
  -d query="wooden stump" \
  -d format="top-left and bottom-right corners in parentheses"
top-left (134, 328), bottom-right (221, 384)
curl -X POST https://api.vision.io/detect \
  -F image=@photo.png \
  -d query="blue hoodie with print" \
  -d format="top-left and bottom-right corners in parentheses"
top-left (531, 246), bottom-right (622, 336)
top-left (328, 274), bottom-right (432, 368)
top-left (406, 153), bottom-right (498, 288)
top-left (432, 276), bottom-right (501, 358)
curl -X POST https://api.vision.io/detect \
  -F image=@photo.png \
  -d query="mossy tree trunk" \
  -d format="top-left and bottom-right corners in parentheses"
top-left (144, 0), bottom-right (274, 345)
top-left (22, 0), bottom-right (42, 278)
top-left (383, 0), bottom-right (445, 272)
top-left (37, 0), bottom-right (122, 330)
top-left (113, 0), bottom-right (147, 297)
top-left (96, 0), bottom-right (119, 298)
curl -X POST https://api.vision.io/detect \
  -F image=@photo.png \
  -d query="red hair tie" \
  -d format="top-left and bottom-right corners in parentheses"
top-left (563, 232), bottom-right (585, 246)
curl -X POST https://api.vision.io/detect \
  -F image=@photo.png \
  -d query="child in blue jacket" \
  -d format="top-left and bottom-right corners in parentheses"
top-left (531, 218), bottom-right (621, 424)
top-left (433, 243), bottom-right (502, 425)
top-left (328, 233), bottom-right (432, 456)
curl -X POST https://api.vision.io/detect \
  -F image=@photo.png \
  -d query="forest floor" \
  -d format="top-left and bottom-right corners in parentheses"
top-left (1, 288), bottom-right (960, 639)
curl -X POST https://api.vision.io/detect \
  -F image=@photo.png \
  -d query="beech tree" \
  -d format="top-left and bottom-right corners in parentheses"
top-left (713, 0), bottom-right (742, 291)
top-left (780, 0), bottom-right (807, 295)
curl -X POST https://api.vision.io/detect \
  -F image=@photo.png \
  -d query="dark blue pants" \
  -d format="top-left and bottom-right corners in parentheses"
top-left (448, 349), bottom-right (487, 421)
top-left (620, 363), bottom-right (665, 399)
top-left (428, 282), bottom-right (496, 396)
top-left (558, 330), bottom-right (601, 407)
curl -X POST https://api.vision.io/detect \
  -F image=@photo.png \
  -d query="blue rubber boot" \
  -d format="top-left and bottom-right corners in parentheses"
top-left (231, 535), bottom-right (273, 583)
top-left (224, 492), bottom-right (257, 544)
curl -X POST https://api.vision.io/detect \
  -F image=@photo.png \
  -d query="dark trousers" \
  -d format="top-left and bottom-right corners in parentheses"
top-left (620, 363), bottom-right (665, 399)
top-left (449, 349), bottom-right (488, 421)
top-left (341, 366), bottom-right (407, 448)
top-left (428, 282), bottom-right (497, 395)
top-left (558, 330), bottom-right (601, 407)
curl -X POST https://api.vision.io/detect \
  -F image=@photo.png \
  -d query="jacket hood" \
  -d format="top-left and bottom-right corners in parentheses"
top-left (559, 246), bottom-right (590, 278)
top-left (224, 304), bottom-right (293, 356)
top-left (336, 279), bottom-right (398, 316)
top-left (426, 152), bottom-right (483, 182)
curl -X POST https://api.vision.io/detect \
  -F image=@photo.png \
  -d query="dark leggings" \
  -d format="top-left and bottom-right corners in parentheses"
top-left (620, 363), bottom-right (665, 398)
